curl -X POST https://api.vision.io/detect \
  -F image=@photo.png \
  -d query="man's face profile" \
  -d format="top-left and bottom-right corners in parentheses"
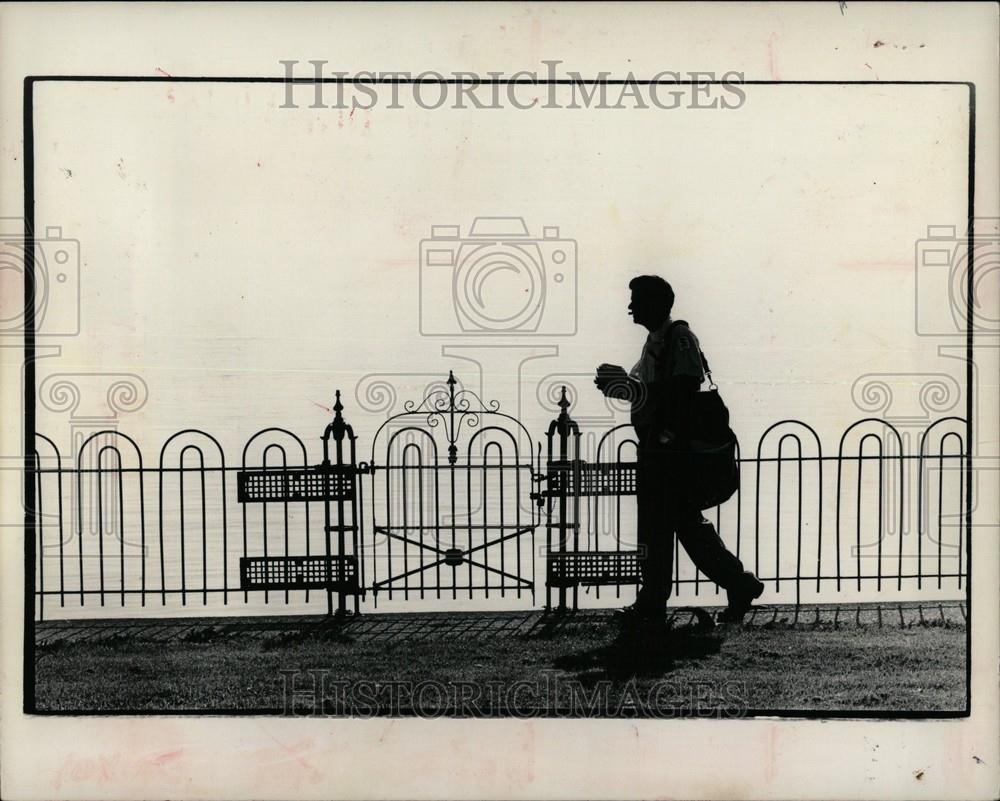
top-left (628, 289), bottom-right (654, 329)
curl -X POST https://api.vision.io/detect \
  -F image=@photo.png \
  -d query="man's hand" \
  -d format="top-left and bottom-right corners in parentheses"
top-left (594, 364), bottom-right (632, 400)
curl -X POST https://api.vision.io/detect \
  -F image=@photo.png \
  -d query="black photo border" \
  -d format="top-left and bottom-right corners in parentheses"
top-left (21, 76), bottom-right (977, 718)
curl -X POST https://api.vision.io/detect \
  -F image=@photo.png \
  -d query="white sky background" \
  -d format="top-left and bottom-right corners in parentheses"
top-left (32, 80), bottom-right (973, 457)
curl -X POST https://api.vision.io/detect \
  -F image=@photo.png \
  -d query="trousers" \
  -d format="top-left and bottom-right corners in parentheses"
top-left (635, 433), bottom-right (747, 603)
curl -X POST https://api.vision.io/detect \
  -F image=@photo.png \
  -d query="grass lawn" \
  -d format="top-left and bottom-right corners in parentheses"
top-left (33, 605), bottom-right (967, 716)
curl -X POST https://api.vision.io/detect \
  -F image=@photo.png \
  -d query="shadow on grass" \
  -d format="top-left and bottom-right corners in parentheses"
top-left (552, 619), bottom-right (725, 682)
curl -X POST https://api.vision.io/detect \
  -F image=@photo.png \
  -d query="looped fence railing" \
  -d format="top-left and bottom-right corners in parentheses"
top-left (537, 390), bottom-right (968, 611)
top-left (30, 375), bottom-right (968, 620)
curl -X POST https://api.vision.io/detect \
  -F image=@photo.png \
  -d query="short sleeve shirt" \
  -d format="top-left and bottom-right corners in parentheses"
top-left (628, 318), bottom-right (705, 428)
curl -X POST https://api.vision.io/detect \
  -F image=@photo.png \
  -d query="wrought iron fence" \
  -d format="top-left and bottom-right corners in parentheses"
top-left (30, 375), bottom-right (968, 620)
top-left (364, 372), bottom-right (539, 602)
top-left (538, 386), bottom-right (967, 610)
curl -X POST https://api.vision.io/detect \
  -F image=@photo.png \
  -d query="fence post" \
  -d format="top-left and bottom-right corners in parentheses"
top-left (545, 387), bottom-right (580, 611)
top-left (321, 391), bottom-right (358, 616)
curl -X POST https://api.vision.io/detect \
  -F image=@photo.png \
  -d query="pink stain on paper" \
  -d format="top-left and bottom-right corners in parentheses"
top-left (765, 722), bottom-right (778, 782)
top-left (51, 747), bottom-right (191, 792)
top-left (251, 735), bottom-right (323, 785)
top-left (53, 753), bottom-right (126, 789)
top-left (150, 749), bottom-right (183, 766)
top-left (767, 33), bottom-right (781, 80)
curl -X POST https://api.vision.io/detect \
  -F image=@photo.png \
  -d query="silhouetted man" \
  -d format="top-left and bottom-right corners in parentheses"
top-left (594, 275), bottom-right (764, 622)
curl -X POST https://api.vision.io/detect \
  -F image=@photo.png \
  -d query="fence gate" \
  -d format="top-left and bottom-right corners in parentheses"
top-left (364, 372), bottom-right (540, 603)
top-left (237, 393), bottom-right (362, 616)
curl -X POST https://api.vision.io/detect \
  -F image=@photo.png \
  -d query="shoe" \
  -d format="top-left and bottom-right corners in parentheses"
top-left (717, 573), bottom-right (765, 624)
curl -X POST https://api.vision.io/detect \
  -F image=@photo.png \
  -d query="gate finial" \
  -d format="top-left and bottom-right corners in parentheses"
top-left (327, 389), bottom-right (353, 443)
top-left (446, 372), bottom-right (458, 464)
top-left (550, 385), bottom-right (578, 438)
top-left (558, 385), bottom-right (570, 415)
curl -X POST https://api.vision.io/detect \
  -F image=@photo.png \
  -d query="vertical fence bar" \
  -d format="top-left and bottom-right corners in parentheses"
top-left (937, 447), bottom-right (945, 590)
top-left (179, 454), bottom-right (187, 606)
top-left (754, 455), bottom-right (762, 582)
top-left (814, 456), bottom-right (822, 595)
top-left (96, 449), bottom-right (108, 607)
top-left (282, 459), bottom-right (290, 606)
top-left (556, 404), bottom-right (567, 611)
top-left (917, 445), bottom-right (924, 590)
top-left (349, 426), bottom-right (359, 615)
top-left (795, 446), bottom-right (802, 606)
top-left (875, 439), bottom-right (884, 593)
top-left (450, 439), bottom-right (458, 602)
top-left (221, 465), bottom-right (229, 606)
top-left (835, 451), bottom-right (844, 593)
top-left (357, 461), bottom-right (367, 603)
top-left (158, 464), bottom-right (167, 605)
top-left (432, 452), bottom-right (441, 601)
top-left (138, 460), bottom-right (146, 609)
top-left (898, 440), bottom-right (907, 593)
top-left (241, 474), bottom-right (249, 604)
top-left (773, 439), bottom-right (784, 593)
top-left (200, 459), bottom-right (207, 605)
top-left (530, 441), bottom-right (539, 606)
top-left (571, 435), bottom-right (581, 610)
top-left (403, 444), bottom-right (413, 600)
top-left (466, 447), bottom-right (473, 599)
top-left (855, 448), bottom-right (863, 592)
top-left (417, 447), bottom-right (426, 600)
top-left (118, 452), bottom-right (126, 608)
top-left (956, 446), bottom-right (964, 591)
top-left (57, 459), bottom-right (66, 609)
top-left (386, 458), bottom-right (394, 602)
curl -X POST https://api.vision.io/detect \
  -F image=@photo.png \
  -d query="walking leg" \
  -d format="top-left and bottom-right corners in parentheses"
top-left (634, 450), bottom-right (674, 610)
top-left (675, 506), bottom-right (745, 589)
top-left (676, 504), bottom-right (763, 620)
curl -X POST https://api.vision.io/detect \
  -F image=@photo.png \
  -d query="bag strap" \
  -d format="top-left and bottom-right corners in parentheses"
top-left (668, 319), bottom-right (718, 391)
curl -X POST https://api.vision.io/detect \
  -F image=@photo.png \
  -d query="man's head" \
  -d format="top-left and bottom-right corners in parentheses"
top-left (628, 275), bottom-right (674, 331)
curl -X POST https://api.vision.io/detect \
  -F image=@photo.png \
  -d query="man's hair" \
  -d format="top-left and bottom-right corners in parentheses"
top-left (628, 275), bottom-right (675, 315)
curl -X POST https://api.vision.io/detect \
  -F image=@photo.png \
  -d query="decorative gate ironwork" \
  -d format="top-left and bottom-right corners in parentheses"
top-left (364, 372), bottom-right (540, 603)
top-left (236, 392), bottom-right (363, 615)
